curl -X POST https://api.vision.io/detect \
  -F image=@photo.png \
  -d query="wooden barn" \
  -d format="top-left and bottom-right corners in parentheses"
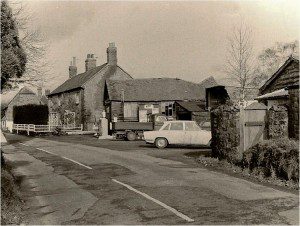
top-left (104, 78), bottom-right (210, 126)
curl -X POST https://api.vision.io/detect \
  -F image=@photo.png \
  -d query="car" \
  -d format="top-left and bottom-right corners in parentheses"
top-left (143, 121), bottom-right (211, 149)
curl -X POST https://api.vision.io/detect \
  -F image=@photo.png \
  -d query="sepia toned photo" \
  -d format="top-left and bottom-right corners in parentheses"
top-left (1, 0), bottom-right (299, 225)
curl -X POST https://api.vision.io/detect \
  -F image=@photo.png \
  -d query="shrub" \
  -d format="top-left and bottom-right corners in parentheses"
top-left (13, 104), bottom-right (49, 125)
top-left (242, 138), bottom-right (299, 182)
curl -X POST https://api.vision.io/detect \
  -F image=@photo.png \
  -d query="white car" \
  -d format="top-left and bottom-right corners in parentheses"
top-left (143, 121), bottom-right (211, 149)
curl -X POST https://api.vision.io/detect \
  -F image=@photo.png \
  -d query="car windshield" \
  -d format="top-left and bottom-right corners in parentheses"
top-left (185, 122), bottom-right (201, 131)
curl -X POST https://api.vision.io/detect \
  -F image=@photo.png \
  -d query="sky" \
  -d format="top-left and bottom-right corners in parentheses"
top-left (18, 0), bottom-right (300, 91)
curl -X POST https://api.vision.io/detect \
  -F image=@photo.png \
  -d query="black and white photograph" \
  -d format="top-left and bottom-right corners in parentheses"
top-left (1, 0), bottom-right (299, 225)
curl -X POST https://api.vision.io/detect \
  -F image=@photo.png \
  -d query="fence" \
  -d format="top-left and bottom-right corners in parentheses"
top-left (13, 124), bottom-right (83, 135)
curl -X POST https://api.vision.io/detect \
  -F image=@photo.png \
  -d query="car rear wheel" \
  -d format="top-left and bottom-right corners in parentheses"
top-left (155, 138), bottom-right (168, 149)
top-left (126, 131), bottom-right (136, 141)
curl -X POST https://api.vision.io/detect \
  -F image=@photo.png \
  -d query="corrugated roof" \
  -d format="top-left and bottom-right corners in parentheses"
top-left (106, 78), bottom-right (205, 102)
top-left (176, 101), bottom-right (205, 112)
top-left (255, 88), bottom-right (288, 100)
top-left (49, 63), bottom-right (108, 95)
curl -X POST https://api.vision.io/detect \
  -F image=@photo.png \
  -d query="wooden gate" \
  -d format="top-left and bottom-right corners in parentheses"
top-left (240, 102), bottom-right (267, 151)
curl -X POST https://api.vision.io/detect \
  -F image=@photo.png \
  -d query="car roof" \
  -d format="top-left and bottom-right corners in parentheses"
top-left (164, 120), bottom-right (196, 123)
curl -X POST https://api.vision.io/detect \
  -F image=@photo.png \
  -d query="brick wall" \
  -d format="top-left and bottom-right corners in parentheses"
top-left (83, 66), bottom-right (132, 130)
top-left (288, 87), bottom-right (299, 139)
top-left (267, 105), bottom-right (288, 139)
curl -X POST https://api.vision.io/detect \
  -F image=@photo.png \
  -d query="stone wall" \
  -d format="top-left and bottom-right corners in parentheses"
top-left (210, 102), bottom-right (241, 163)
top-left (267, 105), bottom-right (288, 139)
top-left (288, 87), bottom-right (299, 139)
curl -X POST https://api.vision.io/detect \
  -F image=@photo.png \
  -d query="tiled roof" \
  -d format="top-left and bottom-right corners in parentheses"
top-left (106, 78), bottom-right (205, 102)
top-left (1, 87), bottom-right (36, 110)
top-left (199, 76), bottom-right (219, 88)
top-left (176, 101), bottom-right (205, 112)
top-left (49, 63), bottom-right (108, 95)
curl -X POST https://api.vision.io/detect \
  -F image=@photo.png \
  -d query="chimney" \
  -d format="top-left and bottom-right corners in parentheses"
top-left (45, 89), bottom-right (50, 96)
top-left (37, 87), bottom-right (42, 98)
top-left (85, 54), bottom-right (97, 71)
top-left (69, 57), bottom-right (77, 78)
top-left (107, 42), bottom-right (117, 66)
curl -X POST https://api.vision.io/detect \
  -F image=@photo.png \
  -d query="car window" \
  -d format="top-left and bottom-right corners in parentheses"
top-left (185, 122), bottom-right (201, 131)
top-left (162, 123), bottom-right (170, 130)
top-left (170, 122), bottom-right (184, 131)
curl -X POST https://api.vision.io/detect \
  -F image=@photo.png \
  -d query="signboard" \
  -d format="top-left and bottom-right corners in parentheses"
top-left (139, 110), bottom-right (148, 122)
top-left (144, 104), bottom-right (153, 109)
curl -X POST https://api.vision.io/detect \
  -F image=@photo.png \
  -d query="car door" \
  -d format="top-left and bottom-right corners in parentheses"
top-left (167, 122), bottom-right (185, 144)
top-left (185, 121), bottom-right (206, 145)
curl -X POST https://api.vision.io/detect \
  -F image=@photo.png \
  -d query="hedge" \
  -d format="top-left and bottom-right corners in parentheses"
top-left (13, 104), bottom-right (49, 125)
top-left (241, 138), bottom-right (299, 182)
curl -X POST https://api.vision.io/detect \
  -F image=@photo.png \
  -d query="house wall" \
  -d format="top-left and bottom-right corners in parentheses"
top-left (83, 66), bottom-right (132, 130)
top-left (262, 61), bottom-right (299, 95)
top-left (48, 89), bottom-right (84, 127)
top-left (288, 87), bottom-right (299, 139)
top-left (4, 92), bottom-right (40, 132)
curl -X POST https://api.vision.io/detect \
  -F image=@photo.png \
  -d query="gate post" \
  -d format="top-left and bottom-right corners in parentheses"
top-left (27, 125), bottom-right (30, 136)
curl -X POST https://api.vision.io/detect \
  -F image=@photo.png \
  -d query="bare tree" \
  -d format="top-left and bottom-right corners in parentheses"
top-left (225, 21), bottom-right (255, 101)
top-left (9, 1), bottom-right (51, 88)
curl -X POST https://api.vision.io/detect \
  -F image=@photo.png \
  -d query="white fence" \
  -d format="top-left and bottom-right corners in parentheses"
top-left (13, 124), bottom-right (83, 135)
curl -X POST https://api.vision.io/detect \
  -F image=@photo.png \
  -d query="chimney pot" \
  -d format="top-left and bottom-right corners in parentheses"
top-left (69, 57), bottom-right (77, 78)
top-left (85, 53), bottom-right (97, 71)
top-left (107, 43), bottom-right (117, 66)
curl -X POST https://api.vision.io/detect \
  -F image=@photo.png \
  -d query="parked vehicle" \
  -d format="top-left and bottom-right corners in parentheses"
top-left (112, 114), bottom-right (167, 141)
top-left (143, 121), bottom-right (211, 148)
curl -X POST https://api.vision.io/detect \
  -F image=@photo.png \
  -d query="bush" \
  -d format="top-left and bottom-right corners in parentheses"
top-left (242, 138), bottom-right (299, 181)
top-left (13, 104), bottom-right (48, 125)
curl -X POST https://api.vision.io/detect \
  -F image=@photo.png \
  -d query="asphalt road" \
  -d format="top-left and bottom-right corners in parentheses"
top-left (3, 133), bottom-right (299, 225)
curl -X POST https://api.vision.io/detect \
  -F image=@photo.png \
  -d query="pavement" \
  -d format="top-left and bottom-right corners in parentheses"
top-left (2, 133), bottom-right (299, 225)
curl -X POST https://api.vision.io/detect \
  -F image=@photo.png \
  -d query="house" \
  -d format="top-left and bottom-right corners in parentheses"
top-left (1, 87), bottom-right (43, 132)
top-left (104, 78), bottom-right (209, 125)
top-left (256, 56), bottom-right (299, 139)
top-left (47, 43), bottom-right (133, 130)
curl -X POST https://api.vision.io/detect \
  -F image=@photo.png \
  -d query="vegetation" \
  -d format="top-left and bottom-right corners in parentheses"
top-left (1, 0), bottom-right (27, 89)
top-left (13, 104), bottom-right (49, 125)
top-left (242, 138), bottom-right (299, 182)
top-left (1, 163), bottom-right (23, 224)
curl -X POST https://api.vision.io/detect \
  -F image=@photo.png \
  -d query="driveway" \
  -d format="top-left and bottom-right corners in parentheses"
top-left (2, 133), bottom-right (299, 225)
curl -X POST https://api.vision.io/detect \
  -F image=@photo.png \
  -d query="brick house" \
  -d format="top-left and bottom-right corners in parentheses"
top-left (104, 78), bottom-right (209, 125)
top-left (1, 87), bottom-right (42, 132)
top-left (47, 43), bottom-right (133, 130)
top-left (256, 56), bottom-right (299, 139)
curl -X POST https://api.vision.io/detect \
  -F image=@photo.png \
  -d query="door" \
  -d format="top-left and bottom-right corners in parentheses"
top-left (167, 122), bottom-right (186, 144)
top-left (184, 121), bottom-right (205, 145)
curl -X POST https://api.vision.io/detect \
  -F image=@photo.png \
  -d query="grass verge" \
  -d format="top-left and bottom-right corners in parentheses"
top-left (1, 161), bottom-right (24, 225)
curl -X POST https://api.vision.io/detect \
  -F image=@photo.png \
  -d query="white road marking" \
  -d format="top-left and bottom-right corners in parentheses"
top-left (62, 156), bottom-right (92, 170)
top-left (36, 147), bottom-right (58, 156)
top-left (19, 142), bottom-right (29, 146)
top-left (112, 178), bottom-right (194, 223)
top-left (21, 143), bottom-right (92, 170)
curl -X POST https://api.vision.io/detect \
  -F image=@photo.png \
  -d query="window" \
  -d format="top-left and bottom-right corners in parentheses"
top-left (124, 103), bottom-right (138, 119)
top-left (185, 122), bottom-right (201, 131)
top-left (162, 123), bottom-right (170, 130)
top-left (75, 93), bottom-right (79, 104)
top-left (170, 122), bottom-right (183, 131)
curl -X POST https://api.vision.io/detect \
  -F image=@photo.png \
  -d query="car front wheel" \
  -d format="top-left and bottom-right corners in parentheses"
top-left (155, 138), bottom-right (168, 149)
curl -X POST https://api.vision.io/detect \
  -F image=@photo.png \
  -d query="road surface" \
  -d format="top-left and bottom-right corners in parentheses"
top-left (2, 134), bottom-right (299, 225)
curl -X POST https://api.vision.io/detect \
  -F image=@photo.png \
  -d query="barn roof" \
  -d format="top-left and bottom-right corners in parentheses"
top-left (1, 87), bottom-right (36, 110)
top-left (259, 56), bottom-right (299, 94)
top-left (199, 76), bottom-right (219, 88)
top-left (106, 78), bottom-right (205, 102)
top-left (175, 101), bottom-right (205, 112)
